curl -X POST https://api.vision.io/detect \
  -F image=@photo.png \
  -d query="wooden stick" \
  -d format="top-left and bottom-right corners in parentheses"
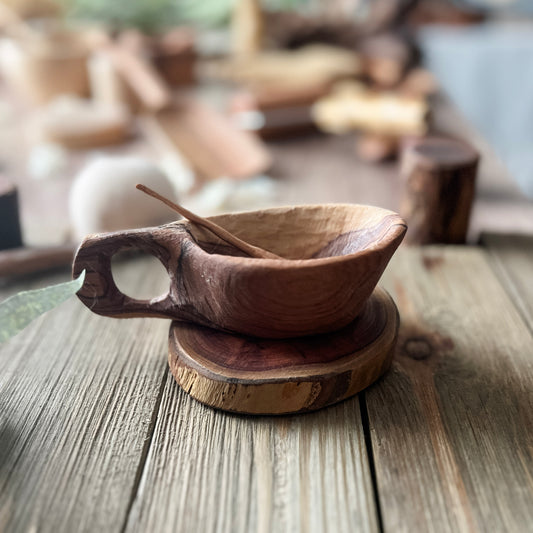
top-left (0, 244), bottom-right (76, 278)
top-left (136, 184), bottom-right (282, 260)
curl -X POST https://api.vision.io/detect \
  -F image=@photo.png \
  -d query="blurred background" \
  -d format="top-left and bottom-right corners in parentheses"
top-left (1, 0), bottom-right (533, 277)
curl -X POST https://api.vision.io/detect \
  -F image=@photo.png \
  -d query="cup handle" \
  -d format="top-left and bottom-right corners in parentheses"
top-left (72, 226), bottom-right (180, 319)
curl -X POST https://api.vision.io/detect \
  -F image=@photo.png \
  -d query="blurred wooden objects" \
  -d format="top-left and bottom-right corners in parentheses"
top-left (104, 38), bottom-right (271, 180)
top-left (0, 176), bottom-right (23, 250)
top-left (407, 0), bottom-right (486, 26)
top-left (37, 97), bottom-right (131, 148)
top-left (103, 42), bottom-right (173, 113)
top-left (400, 136), bottom-right (479, 244)
top-left (0, 243), bottom-right (75, 278)
top-left (355, 133), bottom-right (398, 163)
top-left (151, 96), bottom-right (272, 180)
top-left (360, 32), bottom-right (416, 88)
top-left (398, 66), bottom-right (438, 98)
top-left (210, 44), bottom-right (360, 90)
top-left (231, 0), bottom-right (263, 58)
top-left (0, 0), bottom-right (60, 20)
top-left (313, 81), bottom-right (428, 136)
top-left (263, 10), bottom-right (360, 49)
top-left (229, 84), bottom-right (327, 139)
top-left (151, 28), bottom-right (196, 87)
top-left (0, 27), bottom-right (92, 103)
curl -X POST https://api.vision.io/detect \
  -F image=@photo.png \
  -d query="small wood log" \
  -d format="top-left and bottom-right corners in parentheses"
top-left (0, 176), bottom-right (23, 250)
top-left (0, 243), bottom-right (76, 278)
top-left (400, 136), bottom-right (479, 244)
top-left (168, 287), bottom-right (399, 414)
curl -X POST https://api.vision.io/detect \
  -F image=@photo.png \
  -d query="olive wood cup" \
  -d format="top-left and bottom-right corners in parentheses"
top-left (72, 204), bottom-right (406, 338)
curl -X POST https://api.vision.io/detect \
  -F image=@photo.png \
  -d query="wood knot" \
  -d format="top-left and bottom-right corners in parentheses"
top-left (402, 337), bottom-right (432, 360)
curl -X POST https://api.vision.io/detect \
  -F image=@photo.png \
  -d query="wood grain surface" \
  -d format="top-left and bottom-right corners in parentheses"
top-left (3, 243), bottom-right (533, 532)
top-left (483, 233), bottom-right (533, 330)
top-left (369, 246), bottom-right (533, 533)
top-left (123, 381), bottom-right (379, 533)
top-left (0, 257), bottom-right (169, 533)
top-left (167, 287), bottom-right (398, 414)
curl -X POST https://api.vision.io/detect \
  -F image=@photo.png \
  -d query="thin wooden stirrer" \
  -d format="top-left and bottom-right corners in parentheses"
top-left (136, 184), bottom-right (282, 260)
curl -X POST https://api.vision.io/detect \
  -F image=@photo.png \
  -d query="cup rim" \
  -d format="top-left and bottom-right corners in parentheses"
top-left (171, 203), bottom-right (407, 271)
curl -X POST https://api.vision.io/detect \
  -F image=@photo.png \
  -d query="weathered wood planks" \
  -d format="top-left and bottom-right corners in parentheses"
top-left (124, 382), bottom-right (379, 533)
top-left (483, 233), bottom-right (533, 330)
top-left (0, 257), bottom-right (169, 533)
top-left (369, 246), bottom-right (533, 533)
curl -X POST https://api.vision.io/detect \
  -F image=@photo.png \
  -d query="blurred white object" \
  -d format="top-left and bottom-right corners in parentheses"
top-left (69, 156), bottom-right (177, 241)
top-left (185, 176), bottom-right (278, 216)
top-left (27, 142), bottom-right (68, 180)
top-left (158, 152), bottom-right (195, 195)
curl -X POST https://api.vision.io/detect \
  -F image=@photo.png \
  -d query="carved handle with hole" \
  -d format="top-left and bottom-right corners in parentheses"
top-left (72, 227), bottom-right (183, 319)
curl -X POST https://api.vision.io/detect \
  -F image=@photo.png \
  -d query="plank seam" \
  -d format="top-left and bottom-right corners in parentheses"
top-left (119, 366), bottom-right (169, 533)
top-left (482, 243), bottom-right (533, 338)
top-left (359, 393), bottom-right (384, 533)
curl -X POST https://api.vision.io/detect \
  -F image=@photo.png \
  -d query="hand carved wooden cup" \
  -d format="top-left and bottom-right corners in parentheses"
top-left (72, 204), bottom-right (406, 338)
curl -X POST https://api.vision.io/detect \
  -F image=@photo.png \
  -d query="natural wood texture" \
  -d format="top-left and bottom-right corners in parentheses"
top-left (169, 287), bottom-right (398, 414)
top-left (483, 233), bottom-right (533, 330)
top-left (0, 256), bottom-right (169, 533)
top-left (0, 243), bottom-right (75, 278)
top-left (150, 96), bottom-right (272, 180)
top-left (124, 381), bottom-right (378, 533)
top-left (369, 245), bottom-right (533, 532)
top-left (136, 184), bottom-right (281, 259)
top-left (72, 204), bottom-right (406, 338)
top-left (400, 136), bottom-right (479, 244)
top-left (0, 176), bottom-right (23, 250)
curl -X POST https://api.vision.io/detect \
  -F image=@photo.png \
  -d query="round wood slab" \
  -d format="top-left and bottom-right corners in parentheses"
top-left (168, 287), bottom-right (399, 415)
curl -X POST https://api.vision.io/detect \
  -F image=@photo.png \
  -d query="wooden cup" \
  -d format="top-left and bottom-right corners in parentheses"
top-left (72, 204), bottom-right (406, 338)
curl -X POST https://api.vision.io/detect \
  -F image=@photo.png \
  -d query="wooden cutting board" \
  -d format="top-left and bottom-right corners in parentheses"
top-left (168, 287), bottom-right (399, 414)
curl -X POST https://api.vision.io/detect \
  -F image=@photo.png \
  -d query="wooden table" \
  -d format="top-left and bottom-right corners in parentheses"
top-left (1, 94), bottom-right (533, 532)
top-left (1, 235), bottom-right (533, 533)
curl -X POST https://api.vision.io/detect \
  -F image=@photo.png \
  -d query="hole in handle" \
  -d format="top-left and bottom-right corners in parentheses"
top-left (111, 249), bottom-right (170, 302)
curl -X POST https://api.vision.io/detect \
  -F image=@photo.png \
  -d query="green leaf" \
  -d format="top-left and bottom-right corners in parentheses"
top-left (0, 270), bottom-right (86, 344)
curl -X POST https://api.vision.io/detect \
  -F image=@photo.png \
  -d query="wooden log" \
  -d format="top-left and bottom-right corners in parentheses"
top-left (0, 176), bottom-right (23, 250)
top-left (0, 243), bottom-right (76, 278)
top-left (400, 136), bottom-right (479, 244)
top-left (168, 287), bottom-right (398, 414)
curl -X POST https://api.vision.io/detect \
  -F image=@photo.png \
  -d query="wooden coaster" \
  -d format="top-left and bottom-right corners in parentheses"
top-left (168, 287), bottom-right (399, 415)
